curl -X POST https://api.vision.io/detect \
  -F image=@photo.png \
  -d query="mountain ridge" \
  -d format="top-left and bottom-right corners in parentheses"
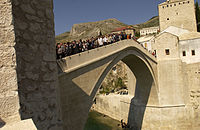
top-left (56, 17), bottom-right (159, 42)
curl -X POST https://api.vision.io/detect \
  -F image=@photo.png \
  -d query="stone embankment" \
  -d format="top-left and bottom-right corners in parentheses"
top-left (92, 94), bottom-right (133, 123)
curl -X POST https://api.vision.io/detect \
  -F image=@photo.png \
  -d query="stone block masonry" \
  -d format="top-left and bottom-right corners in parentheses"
top-left (0, 0), bottom-right (62, 130)
top-left (0, 0), bottom-right (21, 125)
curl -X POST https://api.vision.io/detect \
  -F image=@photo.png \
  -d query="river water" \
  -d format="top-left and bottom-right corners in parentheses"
top-left (84, 110), bottom-right (123, 130)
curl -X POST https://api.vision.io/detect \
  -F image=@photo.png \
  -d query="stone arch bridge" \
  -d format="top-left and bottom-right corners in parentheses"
top-left (57, 39), bottom-right (159, 130)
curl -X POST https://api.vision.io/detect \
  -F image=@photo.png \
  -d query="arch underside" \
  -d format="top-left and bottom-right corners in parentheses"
top-left (58, 47), bottom-right (158, 130)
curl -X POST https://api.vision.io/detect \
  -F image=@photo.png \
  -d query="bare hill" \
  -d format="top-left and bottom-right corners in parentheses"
top-left (132, 16), bottom-right (159, 33)
top-left (56, 18), bottom-right (127, 42)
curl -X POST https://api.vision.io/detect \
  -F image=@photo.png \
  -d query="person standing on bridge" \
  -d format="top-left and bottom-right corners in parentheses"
top-left (98, 36), bottom-right (104, 47)
top-left (103, 35), bottom-right (108, 45)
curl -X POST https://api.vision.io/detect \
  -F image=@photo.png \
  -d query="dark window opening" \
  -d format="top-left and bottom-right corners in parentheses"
top-left (188, 1), bottom-right (190, 3)
top-left (174, 4), bottom-right (176, 6)
top-left (163, 6), bottom-right (164, 8)
top-left (179, 3), bottom-right (181, 5)
top-left (167, 5), bottom-right (169, 7)
top-left (183, 2), bottom-right (185, 4)
top-left (167, 18), bottom-right (169, 20)
top-left (176, 12), bottom-right (178, 15)
top-left (165, 49), bottom-right (170, 55)
top-left (192, 50), bottom-right (195, 56)
top-left (183, 51), bottom-right (186, 56)
top-left (170, 5), bottom-right (172, 7)
top-left (154, 50), bottom-right (157, 55)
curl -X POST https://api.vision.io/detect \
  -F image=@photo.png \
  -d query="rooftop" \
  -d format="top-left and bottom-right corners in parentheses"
top-left (112, 26), bottom-right (135, 32)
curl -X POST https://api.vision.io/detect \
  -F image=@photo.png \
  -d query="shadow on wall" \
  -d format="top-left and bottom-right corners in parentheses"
top-left (0, 118), bottom-right (6, 128)
top-left (127, 76), bottom-right (153, 130)
top-left (122, 55), bottom-right (155, 130)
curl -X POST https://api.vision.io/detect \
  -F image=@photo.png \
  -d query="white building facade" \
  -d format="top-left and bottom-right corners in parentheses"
top-left (140, 26), bottom-right (160, 36)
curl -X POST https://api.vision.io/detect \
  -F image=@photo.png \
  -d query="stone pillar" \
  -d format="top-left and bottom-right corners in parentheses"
top-left (0, 0), bottom-right (21, 125)
top-left (0, 0), bottom-right (62, 129)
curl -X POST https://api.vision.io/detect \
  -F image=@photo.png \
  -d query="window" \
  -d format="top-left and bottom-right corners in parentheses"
top-left (176, 12), bottom-right (178, 15)
top-left (183, 51), bottom-right (186, 56)
top-left (170, 5), bottom-right (172, 7)
top-left (167, 5), bottom-right (169, 7)
top-left (163, 6), bottom-right (164, 8)
top-left (183, 2), bottom-right (185, 4)
top-left (165, 49), bottom-right (170, 55)
top-left (188, 1), bottom-right (190, 3)
top-left (167, 18), bottom-right (169, 20)
top-left (179, 3), bottom-right (181, 5)
top-left (192, 50), bottom-right (195, 56)
top-left (174, 4), bottom-right (176, 6)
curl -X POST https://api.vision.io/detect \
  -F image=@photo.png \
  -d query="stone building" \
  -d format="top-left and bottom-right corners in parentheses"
top-left (137, 35), bottom-right (155, 51)
top-left (140, 26), bottom-right (159, 36)
top-left (150, 0), bottom-right (200, 128)
top-left (158, 0), bottom-right (197, 32)
top-left (112, 26), bottom-right (135, 37)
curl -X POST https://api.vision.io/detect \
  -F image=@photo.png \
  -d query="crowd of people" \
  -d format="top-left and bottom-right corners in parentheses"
top-left (56, 32), bottom-right (133, 59)
top-left (56, 32), bottom-right (156, 59)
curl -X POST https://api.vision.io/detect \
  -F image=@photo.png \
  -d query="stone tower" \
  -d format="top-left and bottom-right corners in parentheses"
top-left (158, 0), bottom-right (197, 32)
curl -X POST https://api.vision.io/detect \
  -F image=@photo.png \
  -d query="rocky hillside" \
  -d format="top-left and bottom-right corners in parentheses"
top-left (133, 16), bottom-right (159, 29)
top-left (99, 61), bottom-right (128, 94)
top-left (132, 16), bottom-right (159, 34)
top-left (56, 18), bottom-right (127, 42)
top-left (56, 17), bottom-right (159, 42)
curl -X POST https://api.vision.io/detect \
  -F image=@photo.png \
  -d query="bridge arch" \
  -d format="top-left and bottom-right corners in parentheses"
top-left (58, 40), bottom-right (158, 129)
top-left (91, 48), bottom-right (159, 104)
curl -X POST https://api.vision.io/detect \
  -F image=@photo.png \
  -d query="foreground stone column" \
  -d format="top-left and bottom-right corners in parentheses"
top-left (0, 0), bottom-right (62, 129)
top-left (0, 0), bottom-right (21, 125)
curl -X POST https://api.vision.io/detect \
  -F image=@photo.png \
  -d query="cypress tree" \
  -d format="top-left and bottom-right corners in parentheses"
top-left (195, 1), bottom-right (200, 32)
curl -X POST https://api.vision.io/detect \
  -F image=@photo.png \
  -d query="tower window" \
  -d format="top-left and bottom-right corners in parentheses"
top-left (163, 6), bottom-right (164, 8)
top-left (188, 1), bottom-right (190, 3)
top-left (183, 2), bottom-right (185, 4)
top-left (179, 3), bottom-right (181, 5)
top-left (176, 12), bottom-right (178, 15)
top-left (192, 50), bottom-right (195, 56)
top-left (167, 18), bottom-right (169, 20)
top-left (154, 50), bottom-right (157, 55)
top-left (170, 5), bottom-right (172, 7)
top-left (174, 4), bottom-right (176, 6)
top-left (165, 49), bottom-right (170, 55)
top-left (183, 51), bottom-right (186, 56)
top-left (167, 5), bottom-right (169, 7)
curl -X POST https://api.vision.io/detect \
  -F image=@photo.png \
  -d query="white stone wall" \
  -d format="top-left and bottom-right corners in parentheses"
top-left (179, 39), bottom-right (200, 64)
top-left (92, 94), bottom-right (133, 123)
top-left (154, 32), bottom-right (180, 61)
top-left (159, 0), bottom-right (197, 32)
top-left (141, 41), bottom-right (152, 51)
top-left (140, 26), bottom-right (159, 36)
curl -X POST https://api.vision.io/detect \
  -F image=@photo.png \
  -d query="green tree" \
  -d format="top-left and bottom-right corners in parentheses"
top-left (135, 31), bottom-right (140, 38)
top-left (195, 1), bottom-right (200, 32)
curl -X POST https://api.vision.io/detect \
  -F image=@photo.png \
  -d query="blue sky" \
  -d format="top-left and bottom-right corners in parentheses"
top-left (53, 0), bottom-right (199, 35)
